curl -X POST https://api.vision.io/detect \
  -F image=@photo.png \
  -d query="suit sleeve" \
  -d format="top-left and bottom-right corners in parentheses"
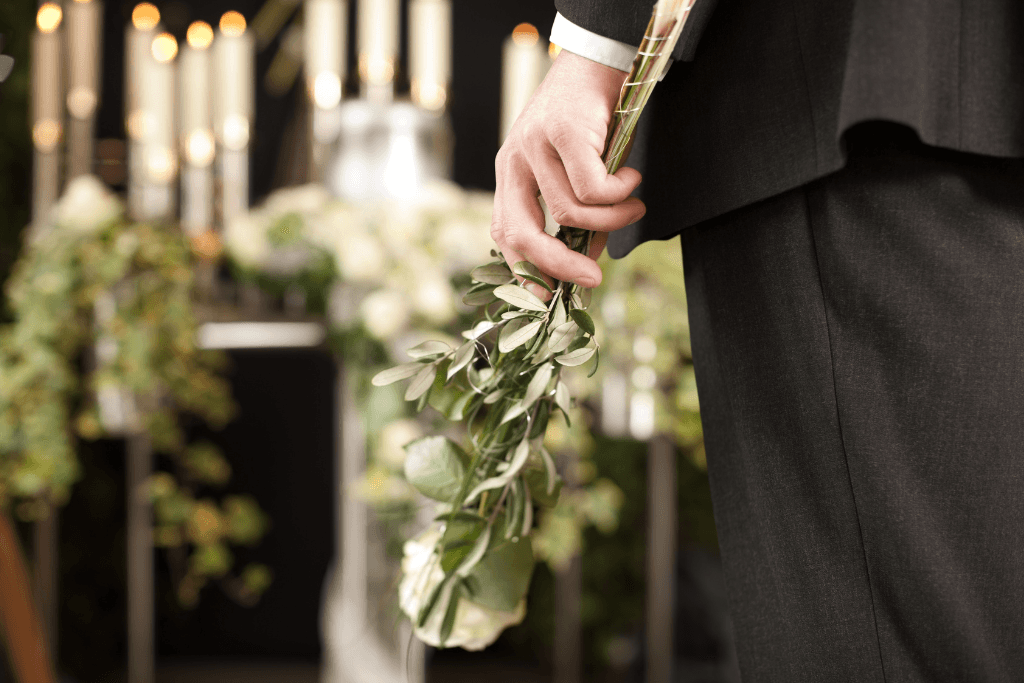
top-left (553, 0), bottom-right (719, 61)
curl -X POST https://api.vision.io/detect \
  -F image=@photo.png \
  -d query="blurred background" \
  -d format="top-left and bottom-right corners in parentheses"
top-left (0, 1), bottom-right (738, 682)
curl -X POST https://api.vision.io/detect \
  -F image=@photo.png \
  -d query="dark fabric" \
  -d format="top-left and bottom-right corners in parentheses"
top-left (600, 0), bottom-right (1024, 257)
top-left (554, 0), bottom-right (720, 62)
top-left (680, 123), bottom-right (1024, 681)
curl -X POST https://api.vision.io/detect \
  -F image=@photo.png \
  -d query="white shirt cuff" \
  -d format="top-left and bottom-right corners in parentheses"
top-left (549, 12), bottom-right (637, 73)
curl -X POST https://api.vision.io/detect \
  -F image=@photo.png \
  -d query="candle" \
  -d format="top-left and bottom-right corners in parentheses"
top-left (32, 2), bottom-right (64, 221)
top-left (357, 0), bottom-right (399, 101)
top-left (180, 21), bottom-right (214, 237)
top-left (125, 2), bottom-right (160, 219)
top-left (138, 31), bottom-right (178, 220)
top-left (65, 0), bottom-right (102, 180)
top-left (499, 23), bottom-right (549, 142)
top-left (304, 0), bottom-right (346, 111)
top-left (214, 11), bottom-right (254, 224)
top-left (409, 0), bottom-right (451, 112)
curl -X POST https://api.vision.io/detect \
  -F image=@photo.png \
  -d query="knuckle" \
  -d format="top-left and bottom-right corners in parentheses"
top-left (505, 230), bottom-right (527, 253)
top-left (547, 120), bottom-right (577, 150)
top-left (575, 182), bottom-right (604, 205)
top-left (547, 201), bottom-right (576, 227)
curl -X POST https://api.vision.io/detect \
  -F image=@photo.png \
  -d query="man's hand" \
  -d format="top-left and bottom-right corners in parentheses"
top-left (492, 50), bottom-right (646, 293)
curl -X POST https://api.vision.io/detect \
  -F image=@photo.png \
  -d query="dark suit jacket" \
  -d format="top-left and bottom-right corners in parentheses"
top-left (554, 0), bottom-right (1024, 257)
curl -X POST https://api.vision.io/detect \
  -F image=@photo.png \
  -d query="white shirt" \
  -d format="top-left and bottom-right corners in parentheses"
top-left (549, 12), bottom-right (672, 77)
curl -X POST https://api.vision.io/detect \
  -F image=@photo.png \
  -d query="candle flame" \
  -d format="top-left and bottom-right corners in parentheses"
top-left (312, 72), bottom-right (343, 110)
top-left (152, 33), bottom-right (179, 62)
top-left (32, 120), bottom-right (62, 152)
top-left (511, 23), bottom-right (539, 47)
top-left (187, 21), bottom-right (215, 50)
top-left (185, 130), bottom-right (216, 167)
top-left (132, 3), bottom-right (160, 31)
top-left (37, 3), bottom-right (63, 33)
top-left (549, 43), bottom-right (562, 59)
top-left (411, 80), bottom-right (447, 112)
top-left (220, 11), bottom-right (247, 37)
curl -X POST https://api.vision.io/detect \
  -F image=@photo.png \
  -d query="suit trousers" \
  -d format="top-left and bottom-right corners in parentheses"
top-left (680, 123), bottom-right (1024, 682)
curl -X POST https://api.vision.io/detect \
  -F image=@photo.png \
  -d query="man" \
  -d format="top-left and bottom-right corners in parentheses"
top-left (492, 1), bottom-right (1024, 680)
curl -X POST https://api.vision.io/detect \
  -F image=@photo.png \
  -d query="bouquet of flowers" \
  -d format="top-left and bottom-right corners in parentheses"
top-left (373, 0), bottom-right (698, 650)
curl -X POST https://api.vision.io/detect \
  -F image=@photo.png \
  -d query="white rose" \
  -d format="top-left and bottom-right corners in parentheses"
top-left (412, 273), bottom-right (455, 325)
top-left (53, 175), bottom-right (122, 234)
top-left (261, 183), bottom-right (331, 216)
top-left (377, 419), bottom-right (424, 470)
top-left (399, 526), bottom-right (526, 651)
top-left (335, 231), bottom-right (387, 284)
top-left (223, 211), bottom-right (272, 269)
top-left (436, 218), bottom-right (493, 273)
top-left (360, 289), bottom-right (410, 341)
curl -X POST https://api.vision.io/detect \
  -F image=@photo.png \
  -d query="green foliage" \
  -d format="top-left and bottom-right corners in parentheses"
top-left (0, 183), bottom-right (269, 608)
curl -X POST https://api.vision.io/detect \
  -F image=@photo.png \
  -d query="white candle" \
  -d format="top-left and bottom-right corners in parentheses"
top-left (65, 0), bottom-right (102, 179)
top-left (304, 0), bottom-right (346, 110)
top-left (214, 11), bottom-right (254, 224)
top-left (180, 21), bottom-right (215, 236)
top-left (357, 0), bottom-right (399, 100)
top-left (32, 2), bottom-right (64, 221)
top-left (500, 23), bottom-right (549, 142)
top-left (139, 31), bottom-right (178, 220)
top-left (409, 0), bottom-right (451, 111)
top-left (125, 2), bottom-right (160, 219)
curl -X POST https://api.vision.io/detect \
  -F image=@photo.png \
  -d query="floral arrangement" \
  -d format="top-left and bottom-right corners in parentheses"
top-left (373, 0), bottom-right (698, 649)
top-left (0, 176), bottom-right (271, 607)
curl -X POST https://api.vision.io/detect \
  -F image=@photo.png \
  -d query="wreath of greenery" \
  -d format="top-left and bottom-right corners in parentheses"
top-left (0, 177), bottom-right (270, 607)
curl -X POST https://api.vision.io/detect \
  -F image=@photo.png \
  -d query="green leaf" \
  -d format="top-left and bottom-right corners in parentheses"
top-left (407, 340), bottom-right (451, 359)
top-left (529, 400), bottom-right (551, 440)
top-left (501, 401), bottom-right (527, 425)
top-left (447, 341), bottom-right (476, 379)
top-left (493, 284), bottom-right (548, 312)
top-left (587, 346), bottom-right (601, 378)
top-left (372, 362), bottom-right (424, 386)
top-left (547, 321), bottom-right (579, 353)
top-left (550, 298), bottom-right (567, 329)
top-left (439, 581), bottom-right (462, 648)
top-left (555, 346), bottom-right (597, 367)
top-left (521, 482), bottom-right (533, 538)
top-left (441, 515), bottom-right (486, 572)
top-left (462, 320), bottom-right (495, 340)
top-left (569, 309), bottom-right (596, 336)
top-left (524, 458), bottom-right (562, 507)
top-left (522, 362), bottom-right (553, 409)
top-left (505, 479), bottom-right (524, 539)
top-left (512, 261), bottom-right (553, 293)
top-left (554, 381), bottom-right (572, 418)
top-left (466, 533), bottom-right (534, 612)
top-left (405, 364), bottom-right (438, 401)
top-left (466, 439), bottom-right (532, 502)
top-left (483, 388), bottom-right (506, 404)
top-left (404, 436), bottom-right (470, 502)
top-left (498, 319), bottom-right (543, 353)
top-left (448, 390), bottom-right (474, 421)
top-left (455, 524), bottom-right (493, 577)
top-left (471, 263), bottom-right (513, 285)
top-left (572, 286), bottom-right (592, 309)
top-left (462, 287), bottom-right (497, 307)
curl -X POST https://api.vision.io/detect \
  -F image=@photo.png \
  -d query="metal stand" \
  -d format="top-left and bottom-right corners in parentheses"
top-left (127, 434), bottom-right (154, 683)
top-left (646, 435), bottom-right (677, 683)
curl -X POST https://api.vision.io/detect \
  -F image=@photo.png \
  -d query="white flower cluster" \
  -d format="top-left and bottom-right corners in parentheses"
top-left (222, 180), bottom-right (496, 343)
top-left (398, 526), bottom-right (526, 651)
